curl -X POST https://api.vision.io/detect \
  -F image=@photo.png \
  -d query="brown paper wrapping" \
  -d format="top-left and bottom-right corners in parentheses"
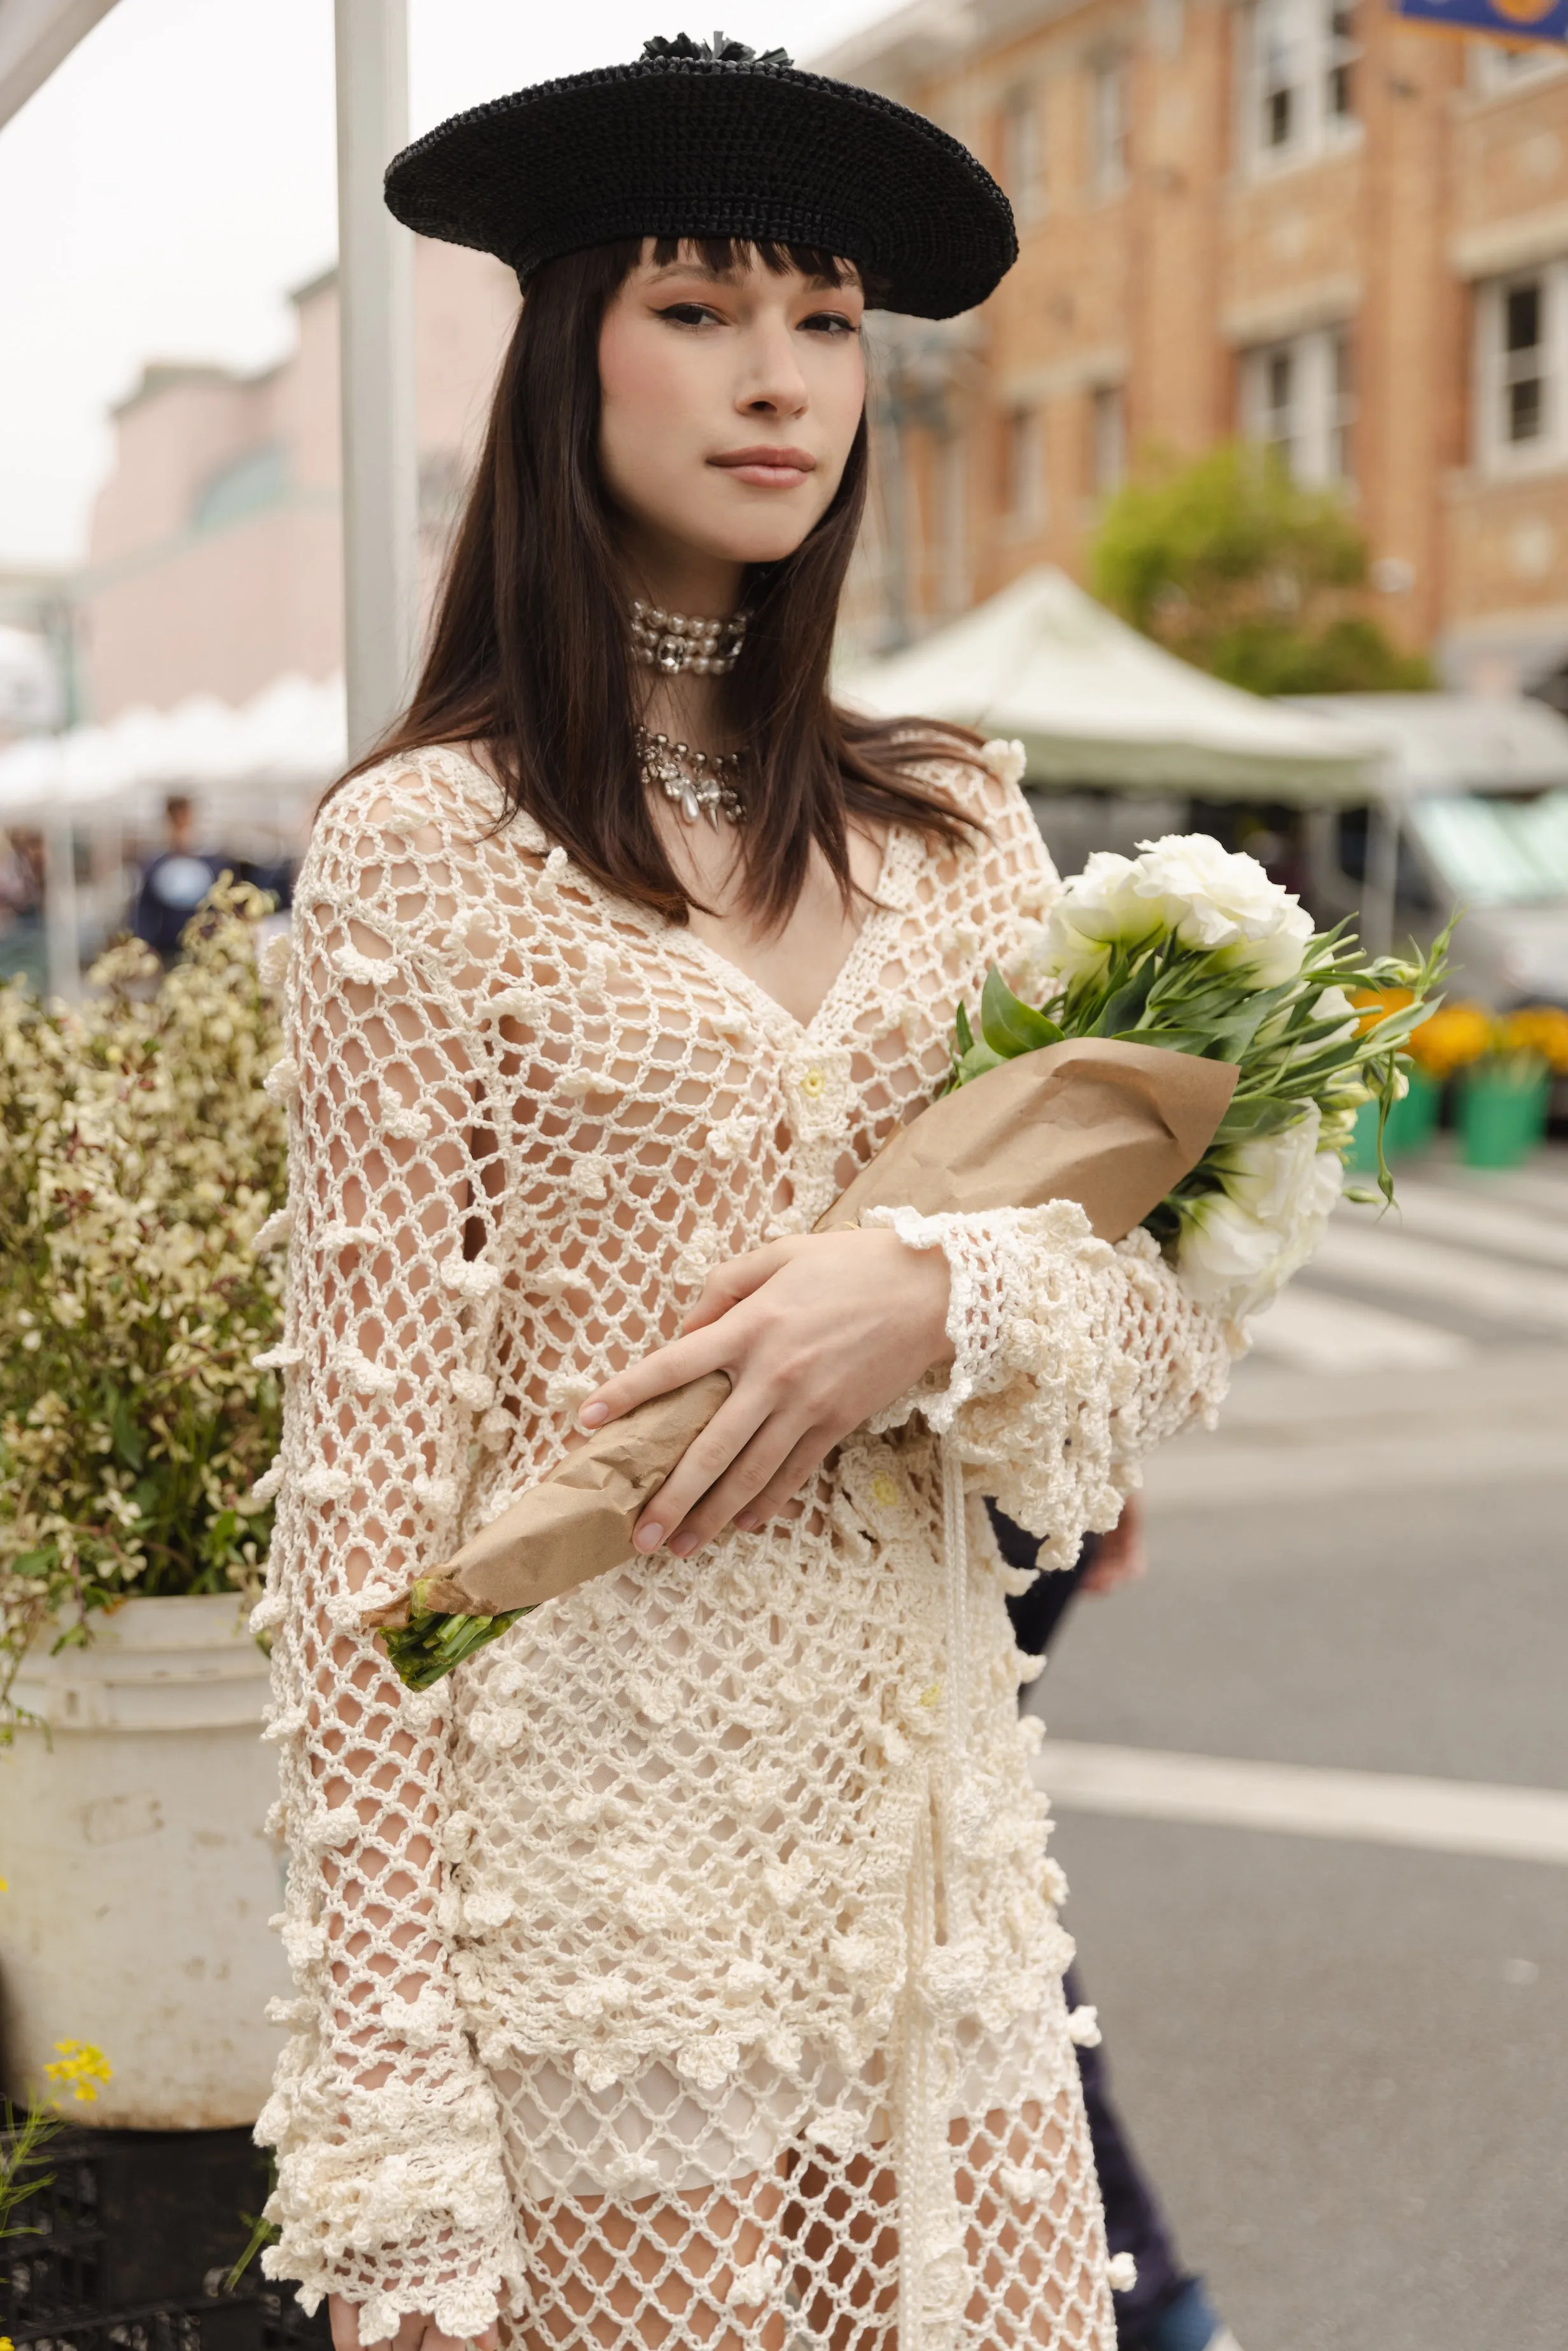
top-left (363, 1039), bottom-right (1236, 1632)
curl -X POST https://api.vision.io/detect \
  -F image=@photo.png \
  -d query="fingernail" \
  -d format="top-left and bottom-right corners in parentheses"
top-left (733, 1510), bottom-right (760, 1532)
top-left (634, 1521), bottom-right (664, 1552)
top-left (578, 1401), bottom-right (608, 1428)
top-left (668, 1531), bottom-right (699, 1557)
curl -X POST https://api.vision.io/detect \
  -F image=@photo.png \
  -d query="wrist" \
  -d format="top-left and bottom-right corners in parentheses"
top-left (869, 1223), bottom-right (953, 1370)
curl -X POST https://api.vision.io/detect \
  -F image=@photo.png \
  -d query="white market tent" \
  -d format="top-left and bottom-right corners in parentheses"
top-left (1287, 691), bottom-right (1568, 796)
top-left (839, 566), bottom-right (1379, 802)
top-left (0, 673), bottom-right (345, 849)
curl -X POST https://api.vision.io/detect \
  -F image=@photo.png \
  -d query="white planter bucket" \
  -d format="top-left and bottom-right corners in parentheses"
top-left (0, 1592), bottom-right (288, 2128)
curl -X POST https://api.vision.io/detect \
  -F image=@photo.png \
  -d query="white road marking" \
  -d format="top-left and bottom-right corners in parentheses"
top-left (1310, 1219), bottom-right (1568, 1334)
top-left (1245, 1283), bottom-right (1470, 1372)
top-left (1033, 1741), bottom-right (1568, 1866)
top-left (1142, 1417), bottom-right (1568, 1508)
top-left (1343, 1181), bottom-right (1568, 1273)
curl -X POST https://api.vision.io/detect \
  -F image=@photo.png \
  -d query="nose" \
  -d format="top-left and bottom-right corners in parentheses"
top-left (734, 311), bottom-right (809, 420)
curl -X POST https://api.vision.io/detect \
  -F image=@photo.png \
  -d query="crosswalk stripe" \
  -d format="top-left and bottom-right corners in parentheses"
top-left (1310, 1219), bottom-right (1568, 1334)
top-left (1245, 1282), bottom-right (1471, 1372)
top-left (1032, 1740), bottom-right (1568, 1866)
top-left (1347, 1181), bottom-right (1568, 1273)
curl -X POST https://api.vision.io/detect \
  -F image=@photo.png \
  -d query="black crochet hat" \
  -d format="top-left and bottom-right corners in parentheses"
top-left (384, 31), bottom-right (1016, 320)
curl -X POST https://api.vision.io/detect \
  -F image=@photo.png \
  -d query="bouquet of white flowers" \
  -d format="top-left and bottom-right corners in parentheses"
top-left (370, 833), bottom-right (1443, 1690)
top-left (953, 833), bottom-right (1446, 1323)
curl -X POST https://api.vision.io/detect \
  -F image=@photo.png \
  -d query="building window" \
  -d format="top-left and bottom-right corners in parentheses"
top-left (1469, 38), bottom-right (1567, 97)
top-left (1091, 386), bottom-right (1126, 494)
top-left (1244, 0), bottom-right (1359, 169)
top-left (1240, 328), bottom-right (1356, 485)
top-left (1000, 85), bottom-right (1047, 222)
top-left (1090, 57), bottom-right (1129, 197)
top-left (1477, 270), bottom-right (1568, 473)
top-left (1004, 407), bottom-right (1045, 528)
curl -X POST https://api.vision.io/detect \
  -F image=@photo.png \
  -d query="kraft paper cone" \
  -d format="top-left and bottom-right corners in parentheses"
top-left (364, 1040), bottom-right (1236, 1634)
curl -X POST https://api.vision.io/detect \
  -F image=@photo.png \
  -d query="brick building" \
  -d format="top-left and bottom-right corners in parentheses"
top-left (824, 0), bottom-right (1568, 694)
top-left (71, 6), bottom-right (1568, 716)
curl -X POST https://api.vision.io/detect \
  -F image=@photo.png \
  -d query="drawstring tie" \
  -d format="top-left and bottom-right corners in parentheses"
top-left (899, 1438), bottom-right (984, 2351)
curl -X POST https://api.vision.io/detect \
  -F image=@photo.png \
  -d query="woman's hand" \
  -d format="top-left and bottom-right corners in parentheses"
top-left (578, 1228), bottom-right (953, 1555)
top-left (328, 2298), bottom-right (498, 2351)
top-left (1079, 1493), bottom-right (1148, 1595)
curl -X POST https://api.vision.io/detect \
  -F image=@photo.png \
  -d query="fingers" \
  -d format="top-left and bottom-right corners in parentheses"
top-left (630, 1386), bottom-right (781, 1554)
top-left (578, 1318), bottom-right (731, 1429)
top-left (729, 1429), bottom-right (832, 1533)
top-left (680, 1240), bottom-right (799, 1335)
top-left (662, 1417), bottom-right (833, 1556)
top-left (328, 2299), bottom-right (365, 2351)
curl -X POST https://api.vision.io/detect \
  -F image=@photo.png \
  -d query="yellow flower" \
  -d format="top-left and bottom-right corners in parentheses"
top-left (1501, 1004), bottom-right (1568, 1074)
top-left (43, 2039), bottom-right (114, 2104)
top-left (1405, 1002), bottom-right (1495, 1079)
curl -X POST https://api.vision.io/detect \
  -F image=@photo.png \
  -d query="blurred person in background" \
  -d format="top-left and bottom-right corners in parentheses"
top-left (997, 1495), bottom-right (1244, 2351)
top-left (0, 825), bottom-right (46, 987)
top-left (132, 792), bottom-right (221, 964)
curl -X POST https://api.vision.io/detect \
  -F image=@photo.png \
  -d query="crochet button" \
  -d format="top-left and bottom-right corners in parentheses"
top-left (799, 1067), bottom-right (825, 1098)
top-left (870, 1473), bottom-right (901, 1507)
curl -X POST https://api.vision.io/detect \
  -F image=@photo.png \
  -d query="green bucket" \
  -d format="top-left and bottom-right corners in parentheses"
top-left (1458, 1063), bottom-right (1550, 1170)
top-left (1345, 1068), bottom-right (1441, 1173)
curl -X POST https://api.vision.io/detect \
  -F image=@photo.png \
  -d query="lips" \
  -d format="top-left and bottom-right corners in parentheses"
top-left (709, 446), bottom-right (817, 487)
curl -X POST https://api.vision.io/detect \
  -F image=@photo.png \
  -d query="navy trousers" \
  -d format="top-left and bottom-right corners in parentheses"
top-left (991, 1505), bottom-right (1193, 2346)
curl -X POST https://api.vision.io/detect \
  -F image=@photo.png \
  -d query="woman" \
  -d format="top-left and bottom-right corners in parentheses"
top-left (253, 37), bottom-right (1235, 2351)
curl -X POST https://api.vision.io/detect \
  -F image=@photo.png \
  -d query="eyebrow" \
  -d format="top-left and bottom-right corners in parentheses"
top-left (643, 259), bottom-right (855, 295)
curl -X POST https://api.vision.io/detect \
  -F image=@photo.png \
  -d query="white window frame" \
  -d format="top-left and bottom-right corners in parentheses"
top-left (1242, 0), bottom-right (1360, 175)
top-left (1091, 384), bottom-right (1126, 495)
top-left (1000, 83), bottom-right (1047, 223)
top-left (1004, 406), bottom-right (1046, 531)
top-left (1240, 326), bottom-right (1357, 486)
top-left (1468, 38), bottom-right (1567, 99)
top-left (1089, 55), bottom-right (1130, 199)
top-left (1476, 265), bottom-right (1568, 478)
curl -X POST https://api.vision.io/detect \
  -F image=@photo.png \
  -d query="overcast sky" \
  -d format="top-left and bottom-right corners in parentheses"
top-left (0, 0), bottom-right (900, 570)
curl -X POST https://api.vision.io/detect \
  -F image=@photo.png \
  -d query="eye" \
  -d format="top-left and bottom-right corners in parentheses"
top-left (801, 311), bottom-right (860, 338)
top-left (656, 302), bottom-right (722, 328)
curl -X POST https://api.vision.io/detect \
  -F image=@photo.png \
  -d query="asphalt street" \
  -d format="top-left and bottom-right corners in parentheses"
top-left (1021, 1147), bottom-right (1568, 2351)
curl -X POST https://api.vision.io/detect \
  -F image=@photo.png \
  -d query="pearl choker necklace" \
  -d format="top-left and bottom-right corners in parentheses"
top-left (636, 727), bottom-right (746, 827)
top-left (630, 600), bottom-right (749, 677)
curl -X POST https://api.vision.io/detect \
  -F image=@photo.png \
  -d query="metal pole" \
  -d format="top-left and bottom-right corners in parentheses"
top-left (1362, 793), bottom-right (1401, 960)
top-left (334, 0), bottom-right (417, 762)
top-left (43, 808), bottom-right (80, 1002)
top-left (41, 593), bottom-right (80, 1000)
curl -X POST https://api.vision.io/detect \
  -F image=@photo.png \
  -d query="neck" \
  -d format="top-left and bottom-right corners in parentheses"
top-left (620, 538), bottom-right (748, 752)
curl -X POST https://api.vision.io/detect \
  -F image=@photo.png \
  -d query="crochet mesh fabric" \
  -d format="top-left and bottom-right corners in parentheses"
top-left (252, 741), bottom-right (1233, 2351)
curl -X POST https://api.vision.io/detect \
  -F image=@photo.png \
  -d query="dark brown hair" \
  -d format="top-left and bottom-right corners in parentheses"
top-left (336, 235), bottom-right (981, 927)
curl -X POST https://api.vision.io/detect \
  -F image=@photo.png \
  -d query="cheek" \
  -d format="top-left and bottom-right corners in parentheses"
top-left (598, 318), bottom-right (703, 502)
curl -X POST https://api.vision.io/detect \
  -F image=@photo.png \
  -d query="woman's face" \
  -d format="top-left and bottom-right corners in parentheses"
top-left (598, 242), bottom-right (866, 587)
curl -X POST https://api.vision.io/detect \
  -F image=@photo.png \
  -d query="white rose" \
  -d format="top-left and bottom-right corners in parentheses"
top-left (1175, 1192), bottom-right (1291, 1317)
top-left (1040, 850), bottom-right (1159, 982)
top-left (1180, 1113), bottom-right (1343, 1317)
top-left (1046, 834), bottom-right (1313, 988)
top-left (1212, 1107), bottom-right (1323, 1224)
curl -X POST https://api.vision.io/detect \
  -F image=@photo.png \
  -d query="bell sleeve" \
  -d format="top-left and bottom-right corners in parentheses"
top-left (251, 768), bottom-right (525, 2341)
top-left (867, 747), bottom-right (1238, 1561)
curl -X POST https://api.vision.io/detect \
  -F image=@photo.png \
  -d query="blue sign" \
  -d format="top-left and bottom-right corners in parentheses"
top-left (1392, 0), bottom-right (1568, 43)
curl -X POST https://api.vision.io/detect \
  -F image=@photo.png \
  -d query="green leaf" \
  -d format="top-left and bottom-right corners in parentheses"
top-left (109, 1394), bottom-right (145, 1471)
top-left (979, 967), bottom-right (1064, 1058)
top-left (954, 1001), bottom-right (975, 1056)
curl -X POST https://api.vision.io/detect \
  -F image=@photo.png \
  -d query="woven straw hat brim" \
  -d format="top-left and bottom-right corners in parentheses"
top-left (384, 57), bottom-right (1016, 321)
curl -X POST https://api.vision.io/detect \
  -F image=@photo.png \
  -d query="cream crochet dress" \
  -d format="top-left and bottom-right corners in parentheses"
top-left (253, 738), bottom-right (1233, 2351)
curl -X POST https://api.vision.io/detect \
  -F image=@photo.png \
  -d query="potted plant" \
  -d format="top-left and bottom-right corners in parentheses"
top-left (0, 887), bottom-right (291, 2126)
top-left (1455, 1006), bottom-right (1568, 1169)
